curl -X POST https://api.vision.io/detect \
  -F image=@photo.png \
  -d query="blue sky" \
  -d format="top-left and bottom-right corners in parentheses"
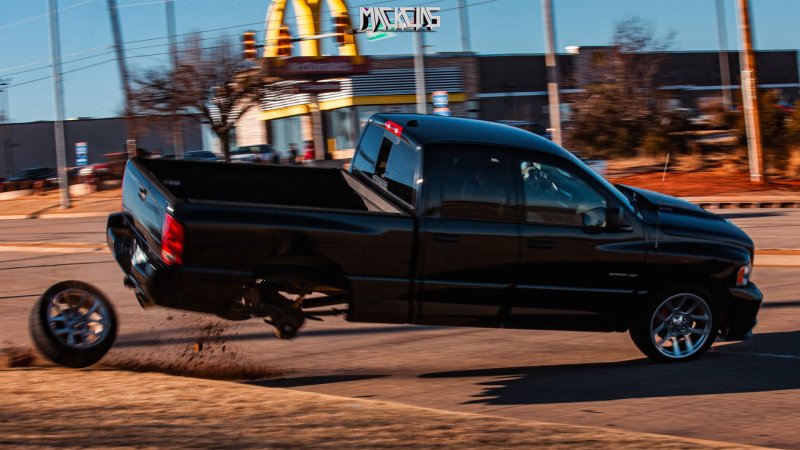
top-left (0, 0), bottom-right (798, 122)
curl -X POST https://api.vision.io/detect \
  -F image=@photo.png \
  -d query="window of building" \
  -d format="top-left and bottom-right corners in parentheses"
top-left (323, 107), bottom-right (358, 152)
top-left (269, 116), bottom-right (303, 155)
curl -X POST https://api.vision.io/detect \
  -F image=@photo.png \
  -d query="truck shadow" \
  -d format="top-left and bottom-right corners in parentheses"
top-left (115, 325), bottom-right (442, 348)
top-left (419, 331), bottom-right (800, 405)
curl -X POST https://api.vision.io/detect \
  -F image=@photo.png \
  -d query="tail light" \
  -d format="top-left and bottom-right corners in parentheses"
top-left (161, 213), bottom-right (184, 266)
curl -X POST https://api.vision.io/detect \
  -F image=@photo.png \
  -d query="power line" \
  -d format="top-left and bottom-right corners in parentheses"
top-left (0, 45), bottom-right (111, 73)
top-left (4, 41), bottom-right (243, 89)
top-left (3, 0), bottom-right (503, 89)
top-left (0, 0), bottom-right (467, 76)
top-left (0, 0), bottom-right (99, 32)
top-left (1, 49), bottom-right (115, 78)
top-left (6, 59), bottom-right (116, 89)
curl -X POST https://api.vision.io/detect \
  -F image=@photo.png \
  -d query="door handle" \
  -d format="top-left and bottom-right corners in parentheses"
top-left (138, 187), bottom-right (148, 200)
top-left (527, 238), bottom-right (555, 249)
top-left (432, 233), bottom-right (460, 244)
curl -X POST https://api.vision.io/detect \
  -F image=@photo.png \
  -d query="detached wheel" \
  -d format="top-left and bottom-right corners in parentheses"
top-left (630, 287), bottom-right (716, 363)
top-left (30, 281), bottom-right (117, 368)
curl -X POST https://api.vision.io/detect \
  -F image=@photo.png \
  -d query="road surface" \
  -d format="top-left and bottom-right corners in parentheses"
top-left (1, 210), bottom-right (799, 448)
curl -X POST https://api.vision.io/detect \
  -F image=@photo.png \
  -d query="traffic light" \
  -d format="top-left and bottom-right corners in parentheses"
top-left (277, 25), bottom-right (292, 57)
top-left (242, 31), bottom-right (257, 60)
top-left (333, 13), bottom-right (350, 46)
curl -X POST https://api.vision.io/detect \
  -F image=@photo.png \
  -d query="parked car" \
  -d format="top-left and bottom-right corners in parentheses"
top-left (183, 150), bottom-right (221, 161)
top-left (230, 144), bottom-right (275, 163)
top-left (3, 167), bottom-right (57, 190)
top-left (161, 151), bottom-right (221, 161)
top-left (102, 114), bottom-right (761, 365)
top-left (78, 152), bottom-right (127, 183)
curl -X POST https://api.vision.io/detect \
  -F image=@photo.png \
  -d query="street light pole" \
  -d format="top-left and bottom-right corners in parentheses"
top-left (413, 31), bottom-right (427, 114)
top-left (48, 0), bottom-right (70, 209)
top-left (458, 0), bottom-right (471, 53)
top-left (165, 0), bottom-right (183, 158)
top-left (716, 0), bottom-right (733, 111)
top-left (107, 0), bottom-right (136, 159)
top-left (736, 0), bottom-right (764, 182)
top-left (542, 0), bottom-right (562, 146)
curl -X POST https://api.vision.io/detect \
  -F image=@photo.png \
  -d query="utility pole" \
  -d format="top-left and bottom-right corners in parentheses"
top-left (165, 0), bottom-right (178, 67)
top-left (48, 0), bottom-right (70, 208)
top-left (413, 31), bottom-right (427, 114)
top-left (165, 0), bottom-right (183, 158)
top-left (736, 0), bottom-right (764, 182)
top-left (541, 0), bottom-right (562, 146)
top-left (458, 0), bottom-right (471, 53)
top-left (0, 78), bottom-right (10, 123)
top-left (107, 0), bottom-right (136, 158)
top-left (716, 0), bottom-right (733, 111)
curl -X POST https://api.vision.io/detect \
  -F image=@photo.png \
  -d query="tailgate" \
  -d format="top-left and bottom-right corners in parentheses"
top-left (121, 159), bottom-right (174, 256)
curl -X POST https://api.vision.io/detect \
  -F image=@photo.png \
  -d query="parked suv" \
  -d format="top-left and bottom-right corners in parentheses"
top-left (230, 144), bottom-right (275, 163)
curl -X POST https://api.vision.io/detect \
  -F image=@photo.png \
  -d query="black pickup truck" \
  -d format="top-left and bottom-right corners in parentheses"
top-left (107, 114), bottom-right (762, 362)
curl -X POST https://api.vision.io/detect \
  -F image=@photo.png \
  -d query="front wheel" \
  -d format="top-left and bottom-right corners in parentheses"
top-left (29, 281), bottom-right (118, 368)
top-left (630, 287), bottom-right (717, 363)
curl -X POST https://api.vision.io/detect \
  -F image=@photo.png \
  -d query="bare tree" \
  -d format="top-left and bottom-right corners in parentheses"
top-left (565, 18), bottom-right (675, 157)
top-left (130, 34), bottom-right (262, 162)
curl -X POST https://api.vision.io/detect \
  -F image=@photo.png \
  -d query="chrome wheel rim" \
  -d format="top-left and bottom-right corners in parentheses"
top-left (650, 293), bottom-right (712, 359)
top-left (46, 288), bottom-right (111, 349)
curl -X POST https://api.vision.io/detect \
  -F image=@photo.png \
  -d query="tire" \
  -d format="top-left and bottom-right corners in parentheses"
top-left (29, 281), bottom-right (118, 368)
top-left (629, 285), bottom-right (717, 363)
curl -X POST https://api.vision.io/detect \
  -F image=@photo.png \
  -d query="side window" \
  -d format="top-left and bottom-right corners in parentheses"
top-left (373, 138), bottom-right (417, 206)
top-left (429, 150), bottom-right (511, 221)
top-left (520, 159), bottom-right (607, 226)
top-left (351, 124), bottom-right (385, 176)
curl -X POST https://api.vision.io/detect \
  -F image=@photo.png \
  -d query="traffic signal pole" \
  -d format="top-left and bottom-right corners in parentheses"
top-left (736, 0), bottom-right (764, 182)
top-left (48, 0), bottom-right (70, 209)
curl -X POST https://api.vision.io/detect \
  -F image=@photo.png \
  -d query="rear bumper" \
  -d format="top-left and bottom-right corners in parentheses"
top-left (723, 283), bottom-right (763, 338)
top-left (107, 214), bottom-right (246, 315)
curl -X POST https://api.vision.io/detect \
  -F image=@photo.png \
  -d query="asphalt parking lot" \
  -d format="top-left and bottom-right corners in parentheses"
top-left (1, 210), bottom-right (799, 448)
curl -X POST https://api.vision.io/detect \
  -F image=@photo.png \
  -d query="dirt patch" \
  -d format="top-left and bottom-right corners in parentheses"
top-left (0, 346), bottom-right (36, 368)
top-left (0, 368), bottom-right (759, 449)
top-left (103, 314), bottom-right (282, 380)
top-left (609, 168), bottom-right (800, 197)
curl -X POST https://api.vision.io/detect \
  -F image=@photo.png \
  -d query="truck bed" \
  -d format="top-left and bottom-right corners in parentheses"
top-left (138, 158), bottom-right (403, 213)
top-left (113, 158), bottom-right (415, 323)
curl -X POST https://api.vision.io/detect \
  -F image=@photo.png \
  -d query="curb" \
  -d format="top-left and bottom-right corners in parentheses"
top-left (0, 242), bottom-right (108, 254)
top-left (0, 211), bottom-right (113, 220)
top-left (681, 197), bottom-right (800, 209)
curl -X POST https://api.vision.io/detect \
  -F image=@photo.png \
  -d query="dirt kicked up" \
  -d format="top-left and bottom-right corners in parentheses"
top-left (0, 367), bottom-right (761, 450)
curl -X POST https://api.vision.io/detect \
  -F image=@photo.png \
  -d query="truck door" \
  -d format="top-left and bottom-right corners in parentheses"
top-left (508, 154), bottom-right (646, 331)
top-left (414, 145), bottom-right (520, 327)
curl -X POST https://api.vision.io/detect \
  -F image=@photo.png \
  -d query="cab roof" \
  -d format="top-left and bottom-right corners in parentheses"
top-left (370, 113), bottom-right (570, 158)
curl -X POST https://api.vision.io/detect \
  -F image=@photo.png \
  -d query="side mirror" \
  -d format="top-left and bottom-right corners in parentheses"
top-left (582, 207), bottom-right (607, 231)
top-left (582, 206), bottom-right (625, 232)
